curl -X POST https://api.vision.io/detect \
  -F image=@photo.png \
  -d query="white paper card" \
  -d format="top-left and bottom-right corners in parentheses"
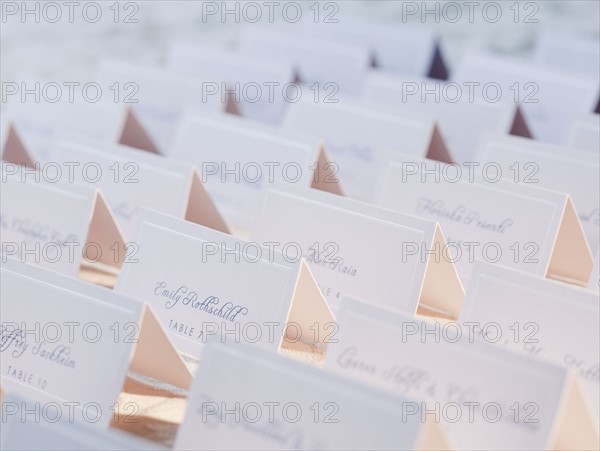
top-left (48, 139), bottom-right (228, 240)
top-left (167, 43), bottom-right (294, 125)
top-left (238, 27), bottom-right (370, 95)
top-left (452, 53), bottom-right (599, 144)
top-left (476, 134), bottom-right (599, 250)
top-left (362, 71), bottom-right (530, 163)
top-left (175, 340), bottom-right (447, 450)
top-left (170, 113), bottom-right (337, 232)
top-left (376, 154), bottom-right (594, 286)
top-left (460, 261), bottom-right (600, 432)
top-left (325, 297), bottom-right (599, 450)
top-left (114, 209), bottom-right (333, 357)
top-left (252, 185), bottom-right (463, 318)
top-left (283, 99), bottom-right (451, 202)
top-left (96, 60), bottom-right (225, 154)
top-left (566, 114), bottom-right (600, 153)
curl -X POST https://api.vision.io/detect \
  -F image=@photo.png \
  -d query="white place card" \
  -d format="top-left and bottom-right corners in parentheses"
top-left (476, 134), bottom-right (599, 250)
top-left (566, 114), bottom-right (600, 153)
top-left (49, 138), bottom-right (229, 240)
top-left (460, 261), bottom-right (600, 432)
top-left (533, 32), bottom-right (600, 80)
top-left (1, 391), bottom-right (166, 450)
top-left (238, 27), bottom-right (370, 96)
top-left (452, 53), bottom-right (599, 144)
top-left (376, 154), bottom-right (594, 286)
top-left (283, 99), bottom-right (452, 202)
top-left (3, 98), bottom-right (156, 162)
top-left (175, 340), bottom-right (447, 450)
top-left (252, 185), bottom-right (463, 318)
top-left (1, 163), bottom-right (126, 276)
top-left (362, 71), bottom-right (531, 163)
top-left (167, 43), bottom-right (294, 125)
top-left (325, 298), bottom-right (599, 450)
top-left (0, 259), bottom-right (192, 428)
top-left (170, 113), bottom-right (340, 233)
top-left (1, 118), bottom-right (35, 168)
top-left (301, 21), bottom-right (447, 79)
top-left (114, 209), bottom-right (334, 357)
top-left (96, 60), bottom-right (225, 154)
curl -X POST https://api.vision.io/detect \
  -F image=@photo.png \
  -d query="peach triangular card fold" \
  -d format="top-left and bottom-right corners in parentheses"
top-left (114, 209), bottom-right (334, 358)
top-left (0, 258), bottom-right (192, 429)
top-left (376, 153), bottom-right (594, 287)
top-left (1, 120), bottom-right (35, 169)
top-left (1, 162), bottom-right (126, 277)
top-left (325, 297), bottom-right (599, 450)
top-left (282, 98), bottom-right (453, 202)
top-left (170, 112), bottom-right (342, 234)
top-left (47, 138), bottom-right (229, 240)
top-left (175, 340), bottom-right (449, 450)
top-left (252, 184), bottom-right (464, 319)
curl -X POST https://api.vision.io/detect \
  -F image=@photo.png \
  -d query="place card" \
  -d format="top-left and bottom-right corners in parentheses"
top-left (48, 138), bottom-right (229, 240)
top-left (452, 53), bottom-right (599, 144)
top-left (361, 71), bottom-right (531, 163)
top-left (533, 32), bottom-right (600, 80)
top-left (283, 99), bottom-right (452, 202)
top-left (167, 43), bottom-right (294, 124)
top-left (476, 134), bottom-right (599, 250)
top-left (114, 209), bottom-right (334, 357)
top-left (325, 297), bottom-right (599, 450)
top-left (252, 185), bottom-right (464, 318)
top-left (170, 112), bottom-right (341, 233)
top-left (460, 261), bottom-right (600, 431)
top-left (175, 340), bottom-right (447, 450)
top-left (566, 114), bottom-right (600, 153)
top-left (0, 258), bottom-right (192, 429)
top-left (238, 27), bottom-right (370, 95)
top-left (1, 163), bottom-right (126, 276)
top-left (1, 118), bottom-right (35, 168)
top-left (96, 59), bottom-right (226, 154)
top-left (3, 96), bottom-right (156, 162)
top-left (1, 391), bottom-right (166, 450)
top-left (376, 154), bottom-right (594, 286)
top-left (301, 21), bottom-right (448, 79)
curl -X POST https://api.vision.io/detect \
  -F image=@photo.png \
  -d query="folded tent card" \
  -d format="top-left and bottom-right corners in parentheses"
top-left (375, 154), bottom-right (594, 287)
top-left (590, 249), bottom-right (600, 291)
top-left (114, 209), bottom-right (334, 357)
top-left (533, 32), bottom-right (600, 82)
top-left (475, 134), bottom-right (599, 251)
top-left (96, 59), bottom-right (226, 154)
top-left (169, 111), bottom-right (341, 234)
top-left (324, 297), bottom-right (599, 450)
top-left (2, 94), bottom-right (156, 162)
top-left (460, 261), bottom-right (600, 433)
top-left (1, 162), bottom-right (126, 277)
top-left (297, 20), bottom-right (448, 79)
top-left (1, 391), bottom-right (166, 450)
top-left (282, 98), bottom-right (453, 202)
top-left (166, 43), bottom-right (295, 124)
top-left (46, 138), bottom-right (229, 240)
top-left (252, 184), bottom-right (464, 319)
top-left (361, 71), bottom-right (531, 163)
top-left (0, 259), bottom-right (192, 429)
top-left (452, 52), bottom-right (599, 144)
top-left (566, 114), bottom-right (600, 153)
top-left (237, 26), bottom-right (371, 96)
top-left (175, 340), bottom-right (448, 450)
